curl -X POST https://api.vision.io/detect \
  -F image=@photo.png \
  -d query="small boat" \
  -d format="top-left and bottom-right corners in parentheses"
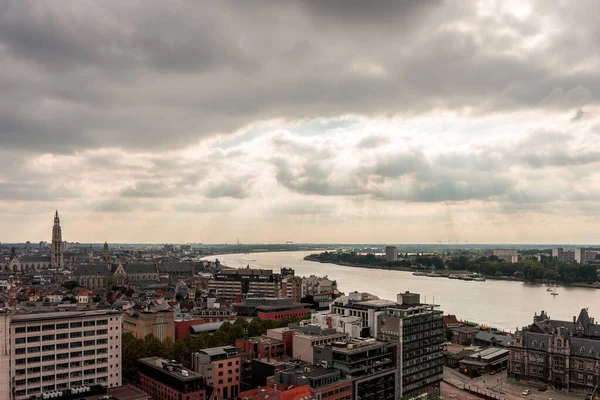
top-left (551, 283), bottom-right (559, 296)
top-left (412, 271), bottom-right (427, 276)
top-left (546, 287), bottom-right (553, 292)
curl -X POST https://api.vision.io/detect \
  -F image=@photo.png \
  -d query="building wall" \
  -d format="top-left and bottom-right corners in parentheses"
top-left (292, 333), bottom-right (347, 364)
top-left (174, 319), bottom-right (204, 340)
top-left (123, 311), bottom-right (175, 342)
top-left (11, 312), bottom-right (122, 400)
top-left (211, 356), bottom-right (241, 399)
top-left (257, 308), bottom-right (310, 322)
top-left (0, 314), bottom-right (10, 399)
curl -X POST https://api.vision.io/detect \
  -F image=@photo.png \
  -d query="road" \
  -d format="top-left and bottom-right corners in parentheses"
top-left (443, 366), bottom-right (583, 400)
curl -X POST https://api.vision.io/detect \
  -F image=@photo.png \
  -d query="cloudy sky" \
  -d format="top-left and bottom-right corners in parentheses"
top-left (2, 0), bottom-right (600, 244)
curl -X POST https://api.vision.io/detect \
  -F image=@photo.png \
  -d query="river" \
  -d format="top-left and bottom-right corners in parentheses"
top-left (201, 251), bottom-right (600, 332)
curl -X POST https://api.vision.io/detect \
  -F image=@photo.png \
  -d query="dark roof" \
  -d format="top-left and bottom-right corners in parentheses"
top-left (124, 263), bottom-right (157, 274)
top-left (20, 256), bottom-right (51, 262)
top-left (474, 331), bottom-right (512, 347)
top-left (74, 264), bottom-right (112, 276)
top-left (570, 337), bottom-right (600, 356)
top-left (159, 262), bottom-right (195, 273)
top-left (522, 331), bottom-right (551, 349)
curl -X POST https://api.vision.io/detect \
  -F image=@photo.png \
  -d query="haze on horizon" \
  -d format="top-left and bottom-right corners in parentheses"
top-left (2, 1), bottom-right (600, 244)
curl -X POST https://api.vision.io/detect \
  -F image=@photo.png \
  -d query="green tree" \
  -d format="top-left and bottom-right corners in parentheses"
top-left (62, 280), bottom-right (79, 290)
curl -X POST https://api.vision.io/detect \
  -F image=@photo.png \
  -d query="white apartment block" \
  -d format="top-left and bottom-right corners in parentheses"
top-left (0, 309), bottom-right (122, 400)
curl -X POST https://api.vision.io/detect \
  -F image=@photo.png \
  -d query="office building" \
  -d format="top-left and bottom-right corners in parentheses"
top-left (377, 291), bottom-right (444, 400)
top-left (330, 292), bottom-right (397, 337)
top-left (552, 248), bottom-right (576, 262)
top-left (209, 267), bottom-right (280, 303)
top-left (192, 346), bottom-right (241, 399)
top-left (235, 336), bottom-right (286, 359)
top-left (493, 249), bottom-right (518, 263)
top-left (313, 338), bottom-right (397, 400)
top-left (233, 297), bottom-right (310, 322)
top-left (385, 246), bottom-right (398, 262)
top-left (139, 357), bottom-right (207, 400)
top-left (1, 309), bottom-right (122, 400)
top-left (282, 276), bottom-right (303, 302)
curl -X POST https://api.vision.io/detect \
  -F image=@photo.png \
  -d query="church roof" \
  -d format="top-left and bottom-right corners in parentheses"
top-left (124, 263), bottom-right (157, 274)
top-left (20, 256), bottom-right (51, 262)
top-left (74, 264), bottom-right (112, 276)
top-left (159, 262), bottom-right (195, 273)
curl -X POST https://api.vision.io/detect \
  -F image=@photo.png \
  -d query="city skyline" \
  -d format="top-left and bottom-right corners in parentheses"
top-left (2, 1), bottom-right (600, 243)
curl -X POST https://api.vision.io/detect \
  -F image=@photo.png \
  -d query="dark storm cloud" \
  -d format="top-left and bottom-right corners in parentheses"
top-left (3, 1), bottom-right (600, 153)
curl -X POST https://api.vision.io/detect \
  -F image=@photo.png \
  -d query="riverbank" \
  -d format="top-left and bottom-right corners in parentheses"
top-left (302, 254), bottom-right (600, 289)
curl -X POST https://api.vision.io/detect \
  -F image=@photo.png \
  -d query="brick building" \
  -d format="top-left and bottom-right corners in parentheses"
top-left (139, 357), bottom-right (208, 400)
top-left (235, 336), bottom-right (286, 359)
top-left (192, 346), bottom-right (241, 399)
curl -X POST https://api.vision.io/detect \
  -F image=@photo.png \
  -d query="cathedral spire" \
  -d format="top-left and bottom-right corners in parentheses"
top-left (51, 211), bottom-right (64, 268)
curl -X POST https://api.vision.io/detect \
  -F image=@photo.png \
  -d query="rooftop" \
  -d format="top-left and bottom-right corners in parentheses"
top-left (281, 365), bottom-right (338, 379)
top-left (11, 309), bottom-right (121, 323)
top-left (197, 345), bottom-right (239, 358)
top-left (139, 357), bottom-right (201, 381)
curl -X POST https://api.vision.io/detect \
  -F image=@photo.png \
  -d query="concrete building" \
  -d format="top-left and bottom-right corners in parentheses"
top-left (313, 338), bottom-right (397, 400)
top-left (123, 309), bottom-right (175, 342)
top-left (192, 346), bottom-right (241, 399)
top-left (330, 291), bottom-right (397, 337)
top-left (232, 297), bottom-right (310, 322)
top-left (509, 308), bottom-right (600, 392)
top-left (385, 246), bottom-right (398, 262)
top-left (311, 312), bottom-right (362, 338)
top-left (139, 357), bottom-right (207, 400)
top-left (377, 292), bottom-right (444, 400)
top-left (552, 248), bottom-right (576, 262)
top-left (301, 275), bottom-right (338, 297)
top-left (281, 276), bottom-right (302, 302)
top-left (574, 248), bottom-right (599, 264)
top-left (209, 267), bottom-right (280, 302)
top-left (2, 309), bottom-right (122, 400)
top-left (450, 326), bottom-right (479, 346)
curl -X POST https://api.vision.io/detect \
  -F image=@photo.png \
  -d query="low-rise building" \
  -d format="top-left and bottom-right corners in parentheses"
top-left (139, 357), bottom-right (208, 400)
top-left (459, 347), bottom-right (510, 373)
top-left (192, 346), bottom-right (241, 399)
top-left (269, 365), bottom-right (353, 400)
top-left (451, 326), bottom-right (479, 346)
top-left (123, 308), bottom-right (175, 342)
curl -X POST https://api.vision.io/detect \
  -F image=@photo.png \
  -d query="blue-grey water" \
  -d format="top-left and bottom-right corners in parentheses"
top-left (201, 251), bottom-right (600, 332)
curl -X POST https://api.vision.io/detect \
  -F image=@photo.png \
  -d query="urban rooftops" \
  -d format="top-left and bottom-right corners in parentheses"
top-left (11, 309), bottom-right (121, 323)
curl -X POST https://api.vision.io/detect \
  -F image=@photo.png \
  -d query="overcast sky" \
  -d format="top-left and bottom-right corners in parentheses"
top-left (2, 0), bottom-right (600, 244)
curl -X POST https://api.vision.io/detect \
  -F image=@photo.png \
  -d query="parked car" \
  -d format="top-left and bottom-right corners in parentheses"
top-left (489, 370), bottom-right (496, 375)
top-left (522, 389), bottom-right (531, 396)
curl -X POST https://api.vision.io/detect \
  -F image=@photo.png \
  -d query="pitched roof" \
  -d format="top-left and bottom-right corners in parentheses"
top-left (522, 331), bottom-right (551, 349)
top-left (74, 264), bottom-right (112, 276)
top-left (159, 262), bottom-right (195, 273)
top-left (20, 256), bottom-right (51, 262)
top-left (124, 263), bottom-right (157, 274)
top-left (474, 331), bottom-right (512, 346)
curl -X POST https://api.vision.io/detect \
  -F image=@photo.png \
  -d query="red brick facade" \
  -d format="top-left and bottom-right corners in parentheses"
top-left (139, 372), bottom-right (206, 400)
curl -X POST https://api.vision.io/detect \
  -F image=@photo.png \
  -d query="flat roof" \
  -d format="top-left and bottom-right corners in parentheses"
top-left (474, 347), bottom-right (510, 360)
top-left (198, 345), bottom-right (238, 357)
top-left (283, 365), bottom-right (338, 379)
top-left (355, 299), bottom-right (397, 307)
top-left (11, 309), bottom-right (121, 323)
top-left (139, 357), bottom-right (201, 381)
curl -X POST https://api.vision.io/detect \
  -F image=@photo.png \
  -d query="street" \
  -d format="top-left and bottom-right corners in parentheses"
top-left (443, 366), bottom-right (584, 400)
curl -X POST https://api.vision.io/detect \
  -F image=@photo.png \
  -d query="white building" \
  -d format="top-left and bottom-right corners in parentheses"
top-left (385, 246), bottom-right (398, 262)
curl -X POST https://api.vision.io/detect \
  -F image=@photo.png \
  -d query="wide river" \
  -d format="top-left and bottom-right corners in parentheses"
top-left (201, 251), bottom-right (600, 332)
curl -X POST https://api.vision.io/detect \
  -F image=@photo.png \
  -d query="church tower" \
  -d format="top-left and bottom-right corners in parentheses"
top-left (51, 211), bottom-right (64, 268)
top-left (102, 240), bottom-right (109, 262)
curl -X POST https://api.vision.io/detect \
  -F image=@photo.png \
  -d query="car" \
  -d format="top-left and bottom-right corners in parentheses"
top-left (522, 389), bottom-right (531, 396)
top-left (489, 370), bottom-right (496, 375)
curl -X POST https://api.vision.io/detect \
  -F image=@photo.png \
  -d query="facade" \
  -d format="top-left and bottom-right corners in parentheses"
top-left (377, 292), bottom-right (444, 400)
top-left (74, 264), bottom-right (113, 290)
top-left (509, 309), bottom-right (600, 392)
top-left (459, 347), bottom-right (509, 373)
top-left (573, 248), bottom-right (599, 264)
top-left (233, 297), bottom-right (310, 321)
top-left (269, 365), bottom-right (353, 400)
top-left (51, 211), bottom-right (64, 268)
top-left (139, 357), bottom-right (207, 400)
top-left (192, 346), bottom-right (241, 400)
top-left (124, 263), bottom-right (159, 281)
top-left (281, 276), bottom-right (302, 302)
top-left (4, 309), bottom-right (122, 400)
top-left (123, 309), bottom-right (175, 342)
top-left (210, 267), bottom-right (279, 303)
top-left (313, 338), bottom-right (397, 400)
top-left (302, 275), bottom-right (338, 297)
top-left (330, 291), bottom-right (397, 337)
top-left (302, 292), bottom-right (338, 311)
top-left (385, 246), bottom-right (398, 262)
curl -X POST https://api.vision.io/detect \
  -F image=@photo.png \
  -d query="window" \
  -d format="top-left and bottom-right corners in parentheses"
top-left (42, 324), bottom-right (54, 331)
top-left (84, 320), bottom-right (96, 327)
top-left (15, 338), bottom-right (26, 344)
top-left (42, 345), bottom-right (55, 352)
top-left (70, 322), bottom-right (82, 328)
top-left (57, 333), bottom-right (68, 340)
top-left (70, 332), bottom-right (82, 338)
top-left (42, 334), bottom-right (55, 341)
top-left (56, 323), bottom-right (68, 330)
top-left (27, 336), bottom-right (40, 343)
top-left (27, 326), bottom-right (41, 332)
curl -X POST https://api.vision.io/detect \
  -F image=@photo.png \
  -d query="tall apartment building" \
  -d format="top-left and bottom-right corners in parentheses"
top-left (209, 267), bottom-right (279, 302)
top-left (313, 338), bottom-right (397, 400)
top-left (385, 246), bottom-right (398, 262)
top-left (0, 309), bottom-right (122, 400)
top-left (377, 292), bottom-right (444, 400)
top-left (139, 357), bottom-right (207, 400)
top-left (281, 276), bottom-right (302, 302)
top-left (192, 346), bottom-right (241, 399)
top-left (123, 309), bottom-right (175, 342)
top-left (552, 248), bottom-right (576, 262)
